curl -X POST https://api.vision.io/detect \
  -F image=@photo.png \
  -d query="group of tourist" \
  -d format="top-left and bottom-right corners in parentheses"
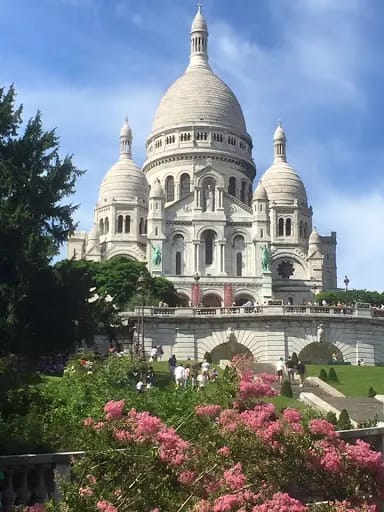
top-left (169, 355), bottom-right (218, 389)
top-left (149, 345), bottom-right (164, 361)
top-left (276, 356), bottom-right (306, 387)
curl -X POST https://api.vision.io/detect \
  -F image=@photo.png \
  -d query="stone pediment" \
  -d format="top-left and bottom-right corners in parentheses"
top-left (308, 249), bottom-right (324, 260)
top-left (223, 192), bottom-right (253, 218)
top-left (195, 164), bottom-right (224, 187)
top-left (164, 192), bottom-right (194, 219)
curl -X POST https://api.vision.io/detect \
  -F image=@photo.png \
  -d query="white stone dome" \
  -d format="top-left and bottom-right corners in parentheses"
top-left (309, 228), bottom-right (321, 245)
top-left (99, 156), bottom-right (148, 204)
top-left (261, 161), bottom-right (308, 206)
top-left (151, 67), bottom-right (247, 135)
top-left (150, 178), bottom-right (164, 198)
top-left (253, 182), bottom-right (268, 200)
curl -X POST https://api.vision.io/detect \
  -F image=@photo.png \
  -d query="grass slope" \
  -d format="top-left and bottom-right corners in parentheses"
top-left (306, 364), bottom-right (384, 397)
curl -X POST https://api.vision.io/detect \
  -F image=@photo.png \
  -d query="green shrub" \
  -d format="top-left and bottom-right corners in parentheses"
top-left (337, 409), bottom-right (352, 430)
top-left (280, 380), bottom-right (293, 398)
top-left (368, 386), bottom-right (377, 398)
top-left (327, 367), bottom-right (339, 382)
top-left (319, 368), bottom-right (328, 382)
top-left (326, 411), bottom-right (337, 425)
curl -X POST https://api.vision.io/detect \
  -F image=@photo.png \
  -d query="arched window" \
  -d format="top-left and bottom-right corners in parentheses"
top-left (125, 215), bottom-right (131, 233)
top-left (144, 220), bottom-right (147, 234)
top-left (180, 173), bottom-right (190, 199)
top-left (117, 215), bottom-right (123, 233)
top-left (286, 218), bottom-right (292, 236)
top-left (236, 253), bottom-right (242, 276)
top-left (203, 230), bottom-right (215, 265)
top-left (278, 218), bottom-right (284, 236)
top-left (260, 228), bottom-right (264, 238)
top-left (240, 181), bottom-right (246, 203)
top-left (176, 252), bottom-right (182, 275)
top-left (304, 222), bottom-right (308, 238)
top-left (155, 227), bottom-right (158, 236)
top-left (165, 176), bottom-right (174, 202)
top-left (248, 184), bottom-right (253, 205)
top-left (104, 217), bottom-right (109, 234)
top-left (299, 221), bottom-right (303, 238)
top-left (228, 177), bottom-right (236, 196)
top-left (139, 218), bottom-right (144, 235)
top-left (99, 218), bottom-right (104, 235)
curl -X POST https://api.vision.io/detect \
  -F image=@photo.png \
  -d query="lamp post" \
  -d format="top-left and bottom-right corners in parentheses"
top-left (344, 275), bottom-right (350, 292)
top-left (136, 272), bottom-right (146, 360)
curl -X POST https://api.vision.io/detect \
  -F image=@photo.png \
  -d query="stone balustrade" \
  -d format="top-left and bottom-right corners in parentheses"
top-left (129, 304), bottom-right (373, 319)
top-left (0, 428), bottom-right (383, 509)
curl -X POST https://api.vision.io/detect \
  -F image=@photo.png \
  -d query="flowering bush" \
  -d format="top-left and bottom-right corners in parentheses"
top-left (58, 356), bottom-right (383, 512)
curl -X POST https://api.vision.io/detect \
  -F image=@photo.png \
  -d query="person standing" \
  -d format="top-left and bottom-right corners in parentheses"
top-left (168, 354), bottom-right (177, 377)
top-left (297, 360), bottom-right (306, 387)
top-left (174, 363), bottom-right (185, 389)
top-left (184, 364), bottom-right (191, 387)
top-left (285, 357), bottom-right (294, 382)
top-left (276, 357), bottom-right (285, 384)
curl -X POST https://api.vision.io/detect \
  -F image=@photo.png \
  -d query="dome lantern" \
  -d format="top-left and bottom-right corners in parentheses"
top-left (120, 117), bottom-right (132, 158)
top-left (187, 4), bottom-right (210, 71)
top-left (273, 120), bottom-right (286, 163)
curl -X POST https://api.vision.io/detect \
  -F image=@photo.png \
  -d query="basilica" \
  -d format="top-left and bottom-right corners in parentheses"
top-left (68, 6), bottom-right (337, 307)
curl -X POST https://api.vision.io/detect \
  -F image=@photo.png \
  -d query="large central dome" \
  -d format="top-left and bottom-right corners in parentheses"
top-left (152, 67), bottom-right (247, 134)
top-left (150, 6), bottom-right (248, 138)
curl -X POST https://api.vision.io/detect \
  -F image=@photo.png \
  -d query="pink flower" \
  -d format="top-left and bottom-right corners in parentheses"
top-left (223, 463), bottom-right (247, 490)
top-left (195, 404), bottom-right (222, 417)
top-left (83, 416), bottom-right (94, 427)
top-left (27, 505), bottom-right (46, 512)
top-left (309, 419), bottom-right (338, 439)
top-left (345, 439), bottom-right (384, 473)
top-left (252, 492), bottom-right (308, 511)
top-left (104, 399), bottom-right (125, 421)
top-left (178, 470), bottom-right (196, 486)
top-left (87, 474), bottom-right (97, 484)
top-left (96, 500), bottom-right (118, 512)
top-left (134, 411), bottom-right (163, 439)
top-left (282, 408), bottom-right (302, 423)
top-left (217, 446), bottom-right (231, 457)
top-left (79, 486), bottom-right (93, 497)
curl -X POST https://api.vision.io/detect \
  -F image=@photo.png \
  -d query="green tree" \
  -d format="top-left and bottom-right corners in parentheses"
top-left (0, 85), bottom-right (83, 354)
top-left (280, 380), bottom-right (293, 398)
top-left (319, 368), bottom-right (328, 382)
top-left (328, 367), bottom-right (339, 382)
top-left (337, 409), bottom-right (352, 430)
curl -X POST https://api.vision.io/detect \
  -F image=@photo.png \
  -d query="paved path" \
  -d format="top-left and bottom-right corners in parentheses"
top-left (253, 363), bottom-right (384, 424)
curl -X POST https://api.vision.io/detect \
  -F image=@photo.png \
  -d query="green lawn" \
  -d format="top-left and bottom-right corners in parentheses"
top-left (306, 364), bottom-right (384, 397)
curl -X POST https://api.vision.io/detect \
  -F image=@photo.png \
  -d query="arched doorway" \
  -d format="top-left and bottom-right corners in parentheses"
top-left (210, 342), bottom-right (253, 363)
top-left (202, 294), bottom-right (222, 307)
top-left (234, 294), bottom-right (254, 306)
top-left (298, 342), bottom-right (343, 364)
top-left (177, 293), bottom-right (190, 307)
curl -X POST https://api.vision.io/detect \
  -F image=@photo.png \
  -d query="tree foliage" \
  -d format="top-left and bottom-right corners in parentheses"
top-left (316, 289), bottom-right (384, 306)
top-left (0, 85), bottom-right (83, 354)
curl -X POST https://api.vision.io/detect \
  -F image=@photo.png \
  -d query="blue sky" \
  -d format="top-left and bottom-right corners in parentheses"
top-left (1, 0), bottom-right (384, 290)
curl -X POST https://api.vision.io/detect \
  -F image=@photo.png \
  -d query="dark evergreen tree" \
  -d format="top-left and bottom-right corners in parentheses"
top-left (280, 380), bottom-right (293, 398)
top-left (337, 409), bottom-right (352, 430)
top-left (0, 85), bottom-right (83, 354)
top-left (328, 367), bottom-right (339, 382)
top-left (319, 368), bottom-right (328, 382)
top-left (368, 386), bottom-right (377, 398)
top-left (326, 411), bottom-right (337, 425)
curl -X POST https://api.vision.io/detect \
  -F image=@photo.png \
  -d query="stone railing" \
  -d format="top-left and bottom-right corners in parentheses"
top-left (1, 427), bottom-right (383, 509)
top-left (130, 305), bottom-right (375, 319)
top-left (0, 452), bottom-right (79, 511)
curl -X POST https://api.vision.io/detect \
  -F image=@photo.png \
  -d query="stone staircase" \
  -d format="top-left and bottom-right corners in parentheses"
top-left (253, 363), bottom-right (384, 424)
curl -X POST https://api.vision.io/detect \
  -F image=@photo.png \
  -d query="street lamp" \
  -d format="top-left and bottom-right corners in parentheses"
top-left (136, 272), bottom-right (146, 360)
top-left (344, 275), bottom-right (350, 292)
top-left (193, 271), bottom-right (200, 283)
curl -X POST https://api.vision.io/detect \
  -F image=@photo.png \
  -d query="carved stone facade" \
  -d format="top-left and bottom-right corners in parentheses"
top-left (68, 6), bottom-right (337, 306)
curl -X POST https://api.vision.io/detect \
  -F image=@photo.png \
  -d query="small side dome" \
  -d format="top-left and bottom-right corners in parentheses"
top-left (98, 121), bottom-right (148, 204)
top-left (309, 228), bottom-right (321, 245)
top-left (150, 178), bottom-right (164, 199)
top-left (253, 182), bottom-right (268, 201)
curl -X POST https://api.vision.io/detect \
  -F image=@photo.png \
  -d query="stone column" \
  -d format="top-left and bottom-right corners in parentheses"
top-left (219, 242), bottom-right (225, 274)
top-left (193, 241), bottom-right (200, 272)
top-left (224, 283), bottom-right (233, 307)
top-left (191, 283), bottom-right (201, 306)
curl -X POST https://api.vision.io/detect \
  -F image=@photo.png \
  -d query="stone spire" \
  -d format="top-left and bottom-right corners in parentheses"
top-left (187, 4), bottom-right (211, 71)
top-left (273, 121), bottom-right (287, 163)
top-left (120, 117), bottom-right (132, 158)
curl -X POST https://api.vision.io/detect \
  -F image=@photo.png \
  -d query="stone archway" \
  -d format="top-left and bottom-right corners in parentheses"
top-left (298, 342), bottom-right (343, 364)
top-left (234, 294), bottom-right (254, 306)
top-left (177, 293), bottom-right (190, 307)
top-left (202, 293), bottom-right (222, 307)
top-left (210, 341), bottom-right (253, 364)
